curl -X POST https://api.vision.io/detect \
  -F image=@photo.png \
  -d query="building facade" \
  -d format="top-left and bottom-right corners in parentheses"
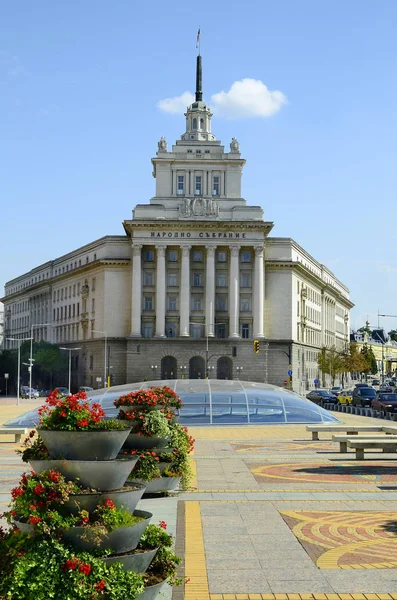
top-left (1, 55), bottom-right (353, 392)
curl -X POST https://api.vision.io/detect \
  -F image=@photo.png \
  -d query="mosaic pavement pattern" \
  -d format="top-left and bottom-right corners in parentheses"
top-left (249, 462), bottom-right (397, 485)
top-left (281, 510), bottom-right (397, 569)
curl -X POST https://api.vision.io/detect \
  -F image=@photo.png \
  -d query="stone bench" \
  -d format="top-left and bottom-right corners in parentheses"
top-left (347, 438), bottom-right (397, 460)
top-left (306, 425), bottom-right (384, 441)
top-left (332, 434), bottom-right (391, 453)
top-left (0, 428), bottom-right (27, 443)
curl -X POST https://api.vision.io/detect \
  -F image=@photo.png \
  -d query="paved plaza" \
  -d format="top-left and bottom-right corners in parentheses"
top-left (2, 401), bottom-right (397, 598)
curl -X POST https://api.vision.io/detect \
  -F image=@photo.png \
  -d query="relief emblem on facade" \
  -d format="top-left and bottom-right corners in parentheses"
top-left (179, 197), bottom-right (219, 219)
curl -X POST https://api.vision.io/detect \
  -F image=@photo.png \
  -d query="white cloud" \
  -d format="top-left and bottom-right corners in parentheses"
top-left (156, 91), bottom-right (195, 114)
top-left (211, 78), bottom-right (287, 119)
top-left (157, 78), bottom-right (287, 119)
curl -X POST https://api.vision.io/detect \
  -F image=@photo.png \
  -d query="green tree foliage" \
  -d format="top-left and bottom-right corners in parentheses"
top-left (360, 343), bottom-right (378, 375)
top-left (389, 330), bottom-right (397, 342)
top-left (317, 346), bottom-right (345, 385)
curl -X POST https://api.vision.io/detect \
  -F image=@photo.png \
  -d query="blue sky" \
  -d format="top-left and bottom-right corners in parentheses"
top-left (1, 1), bottom-right (397, 331)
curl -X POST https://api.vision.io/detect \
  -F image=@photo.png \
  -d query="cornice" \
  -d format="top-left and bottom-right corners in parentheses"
top-left (265, 260), bottom-right (354, 308)
top-left (123, 219), bottom-right (273, 234)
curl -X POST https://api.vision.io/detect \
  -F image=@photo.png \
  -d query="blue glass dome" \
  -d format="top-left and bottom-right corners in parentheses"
top-left (4, 380), bottom-right (338, 427)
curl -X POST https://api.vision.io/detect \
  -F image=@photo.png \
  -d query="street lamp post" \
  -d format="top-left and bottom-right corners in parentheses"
top-left (60, 347), bottom-right (82, 393)
top-left (29, 323), bottom-right (52, 400)
top-left (92, 330), bottom-right (108, 388)
top-left (6, 337), bottom-right (33, 405)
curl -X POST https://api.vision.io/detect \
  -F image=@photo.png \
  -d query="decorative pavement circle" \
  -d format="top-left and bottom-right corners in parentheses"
top-left (281, 510), bottom-right (397, 569)
top-left (249, 461), bottom-right (397, 484)
top-left (232, 441), bottom-right (335, 453)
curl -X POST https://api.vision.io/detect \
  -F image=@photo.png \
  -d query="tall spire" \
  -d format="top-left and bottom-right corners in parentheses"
top-left (195, 54), bottom-right (203, 102)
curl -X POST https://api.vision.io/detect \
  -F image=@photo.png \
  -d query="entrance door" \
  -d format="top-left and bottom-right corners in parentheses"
top-left (217, 356), bottom-right (232, 380)
top-left (189, 356), bottom-right (205, 379)
top-left (161, 356), bottom-right (177, 379)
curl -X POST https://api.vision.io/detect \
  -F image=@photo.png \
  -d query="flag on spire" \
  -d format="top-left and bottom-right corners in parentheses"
top-left (196, 28), bottom-right (200, 49)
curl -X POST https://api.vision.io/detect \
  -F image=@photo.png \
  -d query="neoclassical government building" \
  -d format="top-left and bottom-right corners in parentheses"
top-left (2, 56), bottom-right (353, 392)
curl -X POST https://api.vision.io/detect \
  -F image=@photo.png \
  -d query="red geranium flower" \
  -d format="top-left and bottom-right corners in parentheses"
top-left (159, 520), bottom-right (167, 530)
top-left (104, 499), bottom-right (116, 510)
top-left (78, 562), bottom-right (91, 575)
top-left (29, 515), bottom-right (42, 525)
top-left (95, 580), bottom-right (106, 592)
top-left (11, 487), bottom-right (24, 499)
top-left (33, 484), bottom-right (45, 495)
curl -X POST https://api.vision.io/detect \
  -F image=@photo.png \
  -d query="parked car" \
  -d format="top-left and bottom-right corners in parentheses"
top-left (337, 390), bottom-right (353, 405)
top-left (371, 379), bottom-right (380, 387)
top-left (55, 387), bottom-right (70, 396)
top-left (330, 386), bottom-right (343, 398)
top-left (378, 385), bottom-right (393, 394)
top-left (79, 386), bottom-right (94, 393)
top-left (20, 387), bottom-right (40, 399)
top-left (352, 386), bottom-right (376, 407)
top-left (306, 390), bottom-right (338, 405)
top-left (372, 393), bottom-right (397, 413)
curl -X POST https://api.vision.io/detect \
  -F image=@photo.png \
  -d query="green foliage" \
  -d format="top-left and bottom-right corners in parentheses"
top-left (389, 330), bottom-right (397, 342)
top-left (0, 532), bottom-right (144, 600)
top-left (343, 342), bottom-right (367, 373)
top-left (361, 344), bottom-right (378, 375)
top-left (17, 431), bottom-right (49, 463)
top-left (138, 523), bottom-right (182, 587)
top-left (127, 450), bottom-right (161, 482)
top-left (317, 346), bottom-right (345, 385)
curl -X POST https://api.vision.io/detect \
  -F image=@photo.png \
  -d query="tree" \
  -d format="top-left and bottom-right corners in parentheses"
top-left (360, 343), bottom-right (378, 376)
top-left (389, 330), bottom-right (397, 343)
top-left (317, 346), bottom-right (345, 385)
top-left (343, 342), bottom-right (367, 374)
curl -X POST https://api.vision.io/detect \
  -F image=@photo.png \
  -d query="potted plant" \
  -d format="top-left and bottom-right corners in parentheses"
top-left (62, 500), bottom-right (152, 553)
top-left (0, 530), bottom-right (145, 600)
top-left (37, 390), bottom-right (131, 460)
top-left (121, 410), bottom-right (170, 450)
top-left (4, 469), bottom-right (78, 535)
top-left (115, 387), bottom-right (183, 413)
top-left (138, 521), bottom-right (184, 600)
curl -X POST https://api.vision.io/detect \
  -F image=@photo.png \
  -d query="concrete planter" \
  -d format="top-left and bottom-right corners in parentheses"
top-left (130, 476), bottom-right (181, 493)
top-left (64, 482), bottom-right (147, 514)
top-left (138, 580), bottom-right (166, 600)
top-left (123, 433), bottom-right (169, 451)
top-left (38, 428), bottom-right (131, 461)
top-left (101, 547), bottom-right (158, 573)
top-left (61, 509), bottom-right (152, 553)
top-left (29, 456), bottom-right (138, 491)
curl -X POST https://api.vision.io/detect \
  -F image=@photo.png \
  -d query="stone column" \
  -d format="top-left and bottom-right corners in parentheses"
top-left (155, 245), bottom-right (166, 337)
top-left (130, 244), bottom-right (142, 336)
top-left (229, 245), bottom-right (240, 338)
top-left (253, 245), bottom-right (265, 339)
top-left (179, 245), bottom-right (191, 336)
top-left (205, 245), bottom-right (216, 337)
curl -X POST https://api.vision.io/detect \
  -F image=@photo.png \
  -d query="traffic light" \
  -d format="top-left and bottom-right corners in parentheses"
top-left (253, 340), bottom-right (260, 354)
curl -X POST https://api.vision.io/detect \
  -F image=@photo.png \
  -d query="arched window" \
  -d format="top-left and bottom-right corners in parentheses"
top-left (189, 356), bottom-right (205, 379)
top-left (217, 356), bottom-right (233, 380)
top-left (200, 118), bottom-right (204, 130)
top-left (192, 118), bottom-right (197, 130)
top-left (161, 356), bottom-right (177, 380)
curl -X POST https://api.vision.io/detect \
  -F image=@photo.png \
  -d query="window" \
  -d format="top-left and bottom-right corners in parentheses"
top-left (217, 251), bottom-right (227, 263)
top-left (192, 118), bottom-right (197, 129)
top-left (192, 296), bottom-right (201, 310)
top-left (187, 149), bottom-right (192, 154)
top-left (77, 303), bottom-right (80, 316)
top-left (241, 273), bottom-right (251, 288)
top-left (142, 322), bottom-right (154, 338)
top-left (192, 272), bottom-right (202, 287)
top-left (216, 295), bottom-right (227, 311)
top-left (68, 305), bottom-right (71, 317)
top-left (93, 253), bottom-right (97, 261)
top-left (89, 355), bottom-right (94, 370)
top-left (144, 271), bottom-right (153, 286)
top-left (166, 323), bottom-right (177, 338)
top-left (177, 175), bottom-right (184, 195)
top-left (195, 175), bottom-right (202, 195)
top-left (191, 324), bottom-right (201, 338)
top-left (145, 250), bottom-right (154, 262)
top-left (73, 304), bottom-right (75, 317)
top-left (144, 296), bottom-right (153, 311)
top-left (73, 284), bottom-right (76, 297)
top-left (216, 272), bottom-right (227, 287)
top-left (61, 307), bottom-right (63, 320)
top-left (78, 260), bottom-right (81, 267)
top-left (168, 273), bottom-right (177, 286)
top-left (213, 176), bottom-right (220, 196)
top-left (92, 278), bottom-right (96, 291)
top-left (53, 291), bottom-right (56, 302)
top-left (193, 250), bottom-right (203, 262)
top-left (241, 297), bottom-right (251, 312)
top-left (216, 323), bottom-right (226, 338)
top-left (168, 250), bottom-right (178, 262)
top-left (196, 149), bottom-right (201, 154)
top-left (69, 286), bottom-right (71, 298)
top-left (167, 296), bottom-right (177, 311)
top-left (61, 289), bottom-right (64, 301)
top-left (86, 257), bottom-right (89, 264)
top-left (241, 251), bottom-right (251, 263)
top-left (205, 150), bottom-right (210, 154)
top-left (91, 298), bottom-right (95, 312)
top-left (53, 308), bottom-right (55, 320)
top-left (77, 283), bottom-right (80, 294)
top-left (200, 118), bottom-right (204, 129)
top-left (242, 323), bottom-right (249, 339)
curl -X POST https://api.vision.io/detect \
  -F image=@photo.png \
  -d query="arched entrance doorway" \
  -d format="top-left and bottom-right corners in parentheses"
top-left (189, 356), bottom-right (205, 379)
top-left (161, 356), bottom-right (177, 379)
top-left (217, 356), bottom-right (233, 380)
